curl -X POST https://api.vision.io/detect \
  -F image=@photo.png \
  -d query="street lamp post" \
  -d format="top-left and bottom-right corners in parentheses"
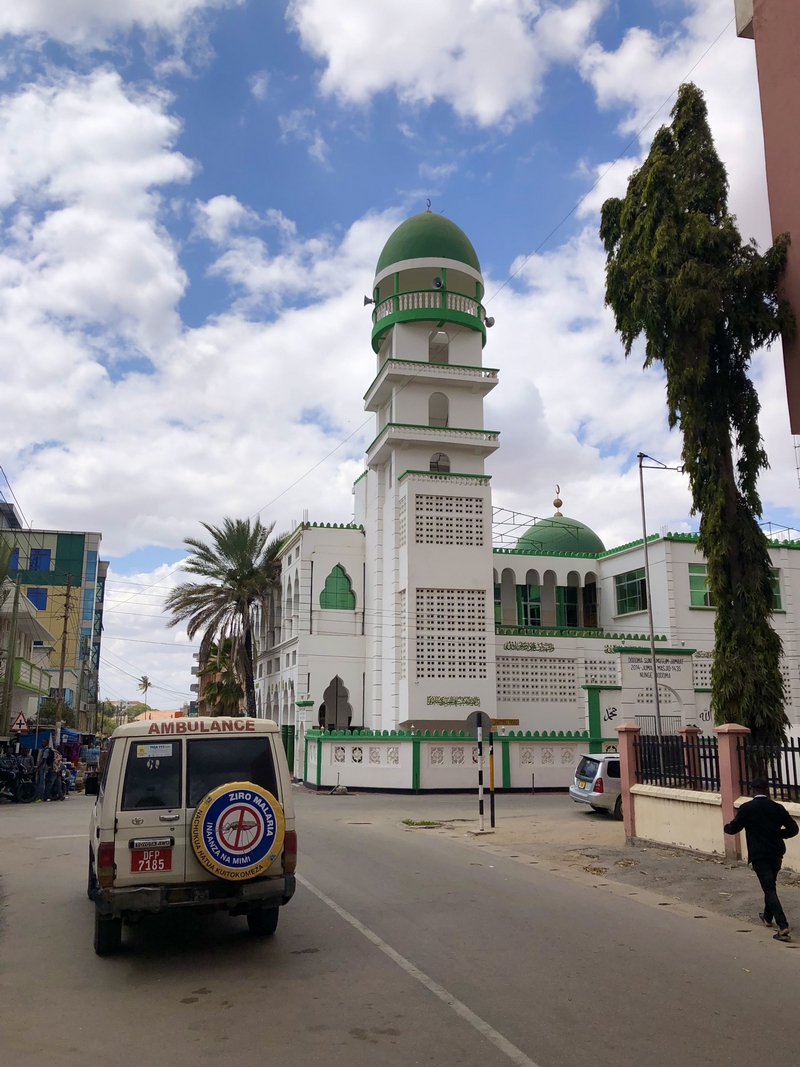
top-left (637, 453), bottom-right (685, 745)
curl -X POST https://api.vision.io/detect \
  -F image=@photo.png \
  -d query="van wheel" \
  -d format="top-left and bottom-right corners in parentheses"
top-left (87, 849), bottom-right (97, 899)
top-left (94, 910), bottom-right (122, 955)
top-left (613, 796), bottom-right (623, 821)
top-left (247, 907), bottom-right (279, 937)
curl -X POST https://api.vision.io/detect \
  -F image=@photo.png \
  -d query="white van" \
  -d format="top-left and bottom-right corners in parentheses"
top-left (87, 717), bottom-right (296, 955)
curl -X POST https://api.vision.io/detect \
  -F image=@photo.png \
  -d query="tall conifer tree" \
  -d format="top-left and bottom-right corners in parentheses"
top-left (600, 83), bottom-right (794, 744)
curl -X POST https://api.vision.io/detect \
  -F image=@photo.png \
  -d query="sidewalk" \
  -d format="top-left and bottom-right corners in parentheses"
top-left (407, 797), bottom-right (800, 931)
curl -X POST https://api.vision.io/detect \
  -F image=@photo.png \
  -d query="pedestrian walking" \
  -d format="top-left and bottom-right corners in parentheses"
top-left (724, 777), bottom-right (799, 942)
top-left (35, 739), bottom-right (54, 802)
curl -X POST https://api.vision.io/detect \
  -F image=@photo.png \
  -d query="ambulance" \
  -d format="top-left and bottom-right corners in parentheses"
top-left (87, 717), bottom-right (296, 955)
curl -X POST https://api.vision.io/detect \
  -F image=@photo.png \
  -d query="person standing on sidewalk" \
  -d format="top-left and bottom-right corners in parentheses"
top-left (724, 777), bottom-right (799, 942)
top-left (35, 738), bottom-right (54, 802)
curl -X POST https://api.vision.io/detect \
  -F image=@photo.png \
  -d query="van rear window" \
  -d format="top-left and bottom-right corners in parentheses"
top-left (187, 738), bottom-right (278, 808)
top-left (121, 741), bottom-right (181, 810)
top-left (576, 757), bottom-right (599, 781)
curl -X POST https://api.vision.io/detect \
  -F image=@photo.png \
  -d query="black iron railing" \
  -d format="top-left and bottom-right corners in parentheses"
top-left (634, 733), bottom-right (720, 791)
top-left (737, 736), bottom-right (800, 802)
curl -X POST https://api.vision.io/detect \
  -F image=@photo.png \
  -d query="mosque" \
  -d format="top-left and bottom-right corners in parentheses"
top-left (253, 211), bottom-right (800, 773)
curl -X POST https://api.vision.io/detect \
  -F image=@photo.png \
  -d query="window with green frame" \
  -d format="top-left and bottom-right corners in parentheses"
top-left (689, 565), bottom-right (782, 609)
top-left (770, 568), bottom-right (782, 609)
top-left (615, 568), bottom-right (647, 615)
top-left (319, 564), bottom-right (356, 609)
top-left (516, 584), bottom-right (541, 627)
top-left (494, 583), bottom-right (501, 624)
top-left (555, 586), bottom-right (579, 627)
top-left (688, 563), bottom-right (715, 607)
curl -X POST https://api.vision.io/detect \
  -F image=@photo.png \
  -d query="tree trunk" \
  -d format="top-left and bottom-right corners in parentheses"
top-left (243, 625), bottom-right (257, 718)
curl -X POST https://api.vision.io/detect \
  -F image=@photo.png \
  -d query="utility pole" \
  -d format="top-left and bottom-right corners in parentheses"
top-left (54, 574), bottom-right (73, 746)
top-left (1, 576), bottom-right (22, 738)
top-left (637, 456), bottom-right (663, 745)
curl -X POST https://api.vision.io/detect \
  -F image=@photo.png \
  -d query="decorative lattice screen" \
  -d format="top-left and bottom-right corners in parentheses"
top-left (415, 588), bottom-right (487, 679)
top-left (584, 659), bottom-right (619, 687)
top-left (398, 590), bottom-right (406, 680)
top-left (398, 496), bottom-right (407, 548)
top-left (496, 656), bottom-right (577, 702)
top-left (692, 657), bottom-right (712, 689)
top-left (414, 495), bottom-right (484, 546)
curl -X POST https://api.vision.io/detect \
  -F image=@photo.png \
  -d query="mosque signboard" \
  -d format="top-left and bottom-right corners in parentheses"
top-left (614, 646), bottom-right (697, 730)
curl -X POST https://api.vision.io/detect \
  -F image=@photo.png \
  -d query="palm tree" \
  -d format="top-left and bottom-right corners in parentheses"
top-left (164, 518), bottom-right (286, 718)
top-left (198, 639), bottom-right (244, 717)
top-left (137, 675), bottom-right (151, 716)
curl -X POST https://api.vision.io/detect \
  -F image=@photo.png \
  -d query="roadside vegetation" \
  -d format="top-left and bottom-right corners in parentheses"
top-left (601, 83), bottom-right (794, 744)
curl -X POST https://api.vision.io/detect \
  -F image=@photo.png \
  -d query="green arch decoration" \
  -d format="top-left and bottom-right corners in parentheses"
top-left (319, 564), bottom-right (356, 610)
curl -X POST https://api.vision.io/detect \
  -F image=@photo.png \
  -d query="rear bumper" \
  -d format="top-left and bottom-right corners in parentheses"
top-left (569, 784), bottom-right (614, 810)
top-left (93, 873), bottom-right (296, 917)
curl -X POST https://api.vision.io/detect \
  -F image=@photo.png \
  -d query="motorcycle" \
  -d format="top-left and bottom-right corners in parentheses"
top-left (0, 755), bottom-right (37, 803)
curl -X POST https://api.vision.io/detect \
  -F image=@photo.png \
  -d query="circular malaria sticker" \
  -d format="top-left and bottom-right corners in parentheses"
top-left (190, 782), bottom-right (285, 881)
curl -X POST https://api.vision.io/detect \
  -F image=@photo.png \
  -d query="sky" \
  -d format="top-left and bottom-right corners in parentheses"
top-left (0, 0), bottom-right (797, 707)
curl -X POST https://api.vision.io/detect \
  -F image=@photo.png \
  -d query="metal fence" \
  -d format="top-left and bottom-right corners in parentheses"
top-left (634, 733), bottom-right (720, 791)
top-left (634, 714), bottom-right (682, 736)
top-left (737, 736), bottom-right (800, 802)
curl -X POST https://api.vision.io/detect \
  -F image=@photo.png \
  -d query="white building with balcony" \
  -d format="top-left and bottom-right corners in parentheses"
top-left (252, 210), bottom-right (800, 778)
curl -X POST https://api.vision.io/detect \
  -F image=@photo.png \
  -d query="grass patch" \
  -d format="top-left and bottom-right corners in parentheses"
top-left (402, 819), bottom-right (441, 827)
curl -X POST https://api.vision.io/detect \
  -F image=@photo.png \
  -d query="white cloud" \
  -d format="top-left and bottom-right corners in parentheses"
top-left (419, 161), bottom-right (458, 182)
top-left (101, 562), bottom-right (197, 705)
top-left (248, 69), bottom-right (269, 101)
top-left (287, 0), bottom-right (605, 127)
top-left (0, 0), bottom-right (242, 50)
top-left (278, 107), bottom-right (330, 165)
top-left (577, 0), bottom-right (770, 244)
top-left (194, 193), bottom-right (261, 244)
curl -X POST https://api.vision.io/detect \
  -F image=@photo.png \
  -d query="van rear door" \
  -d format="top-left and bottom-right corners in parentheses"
top-left (183, 734), bottom-right (283, 883)
top-left (113, 738), bottom-right (187, 887)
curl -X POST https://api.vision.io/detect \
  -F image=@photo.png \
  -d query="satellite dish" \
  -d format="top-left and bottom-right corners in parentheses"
top-left (364, 295), bottom-right (375, 306)
top-left (432, 277), bottom-right (443, 290)
top-left (485, 316), bottom-right (495, 327)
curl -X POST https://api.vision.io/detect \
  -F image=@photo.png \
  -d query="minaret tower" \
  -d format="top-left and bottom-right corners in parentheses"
top-left (354, 209), bottom-right (499, 729)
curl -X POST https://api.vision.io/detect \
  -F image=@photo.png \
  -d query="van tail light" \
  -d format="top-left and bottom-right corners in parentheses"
top-left (97, 842), bottom-right (116, 887)
top-left (283, 830), bottom-right (297, 874)
top-left (594, 777), bottom-right (604, 794)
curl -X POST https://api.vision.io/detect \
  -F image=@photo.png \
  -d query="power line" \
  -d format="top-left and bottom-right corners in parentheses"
top-left (487, 16), bottom-right (736, 303)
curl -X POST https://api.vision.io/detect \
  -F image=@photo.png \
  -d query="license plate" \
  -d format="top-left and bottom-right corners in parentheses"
top-left (578, 780), bottom-right (587, 789)
top-left (130, 848), bottom-right (172, 873)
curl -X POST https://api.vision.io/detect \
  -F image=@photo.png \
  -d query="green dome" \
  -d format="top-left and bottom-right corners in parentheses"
top-left (516, 516), bottom-right (606, 555)
top-left (376, 212), bottom-right (481, 275)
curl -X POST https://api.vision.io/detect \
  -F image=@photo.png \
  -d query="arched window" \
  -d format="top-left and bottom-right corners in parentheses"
top-left (428, 392), bottom-right (449, 428)
top-left (429, 330), bottom-right (449, 364)
top-left (319, 564), bottom-right (356, 609)
top-left (583, 570), bottom-right (598, 628)
top-left (429, 452), bottom-right (450, 472)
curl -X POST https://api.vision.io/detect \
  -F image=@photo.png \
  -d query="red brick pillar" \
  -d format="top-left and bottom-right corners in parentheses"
top-left (616, 723), bottom-right (640, 844)
top-left (714, 723), bottom-right (750, 860)
top-left (678, 725), bottom-right (702, 789)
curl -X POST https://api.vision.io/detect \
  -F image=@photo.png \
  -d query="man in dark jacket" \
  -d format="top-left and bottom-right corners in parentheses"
top-left (724, 778), bottom-right (799, 942)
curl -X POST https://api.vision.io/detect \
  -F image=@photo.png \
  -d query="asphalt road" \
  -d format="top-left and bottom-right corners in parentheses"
top-left (1, 790), bottom-right (798, 1067)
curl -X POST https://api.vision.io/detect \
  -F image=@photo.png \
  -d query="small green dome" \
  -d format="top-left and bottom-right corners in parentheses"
top-left (516, 516), bottom-right (606, 555)
top-left (376, 212), bottom-right (481, 275)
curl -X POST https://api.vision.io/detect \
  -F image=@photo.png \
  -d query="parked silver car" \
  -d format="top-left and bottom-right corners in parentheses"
top-left (569, 752), bottom-right (622, 819)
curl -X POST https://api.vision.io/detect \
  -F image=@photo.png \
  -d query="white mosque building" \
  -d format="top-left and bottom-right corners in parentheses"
top-left (253, 211), bottom-right (800, 782)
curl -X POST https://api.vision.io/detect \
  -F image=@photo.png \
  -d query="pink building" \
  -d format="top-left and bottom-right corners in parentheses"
top-left (737, 0), bottom-right (800, 432)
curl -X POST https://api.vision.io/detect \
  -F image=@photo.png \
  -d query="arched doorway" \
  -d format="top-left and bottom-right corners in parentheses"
top-left (319, 676), bottom-right (353, 732)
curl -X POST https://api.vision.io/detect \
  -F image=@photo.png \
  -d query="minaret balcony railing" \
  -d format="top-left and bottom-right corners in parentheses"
top-left (373, 289), bottom-right (484, 322)
top-left (366, 421), bottom-right (500, 462)
top-left (371, 288), bottom-right (487, 351)
top-left (363, 358), bottom-right (499, 410)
